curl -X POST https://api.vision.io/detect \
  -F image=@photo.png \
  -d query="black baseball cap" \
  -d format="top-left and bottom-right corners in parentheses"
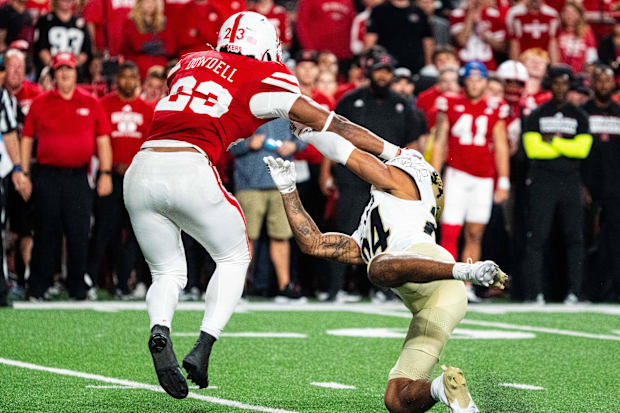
top-left (295, 50), bottom-right (318, 64)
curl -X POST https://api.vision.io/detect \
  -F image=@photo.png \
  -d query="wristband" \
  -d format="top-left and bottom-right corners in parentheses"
top-left (379, 141), bottom-right (401, 160)
top-left (23, 172), bottom-right (30, 177)
top-left (497, 177), bottom-right (510, 191)
top-left (99, 170), bottom-right (112, 175)
top-left (12, 165), bottom-right (22, 173)
top-left (321, 111), bottom-right (335, 133)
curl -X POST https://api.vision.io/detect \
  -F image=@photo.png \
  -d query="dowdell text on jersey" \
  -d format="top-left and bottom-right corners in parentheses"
top-left (186, 57), bottom-right (237, 83)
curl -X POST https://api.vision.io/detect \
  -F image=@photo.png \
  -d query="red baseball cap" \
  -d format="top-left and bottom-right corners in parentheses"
top-left (8, 40), bottom-right (29, 51)
top-left (51, 52), bottom-right (77, 69)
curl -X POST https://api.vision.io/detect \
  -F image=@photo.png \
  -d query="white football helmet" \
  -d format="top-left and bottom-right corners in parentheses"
top-left (497, 60), bottom-right (529, 83)
top-left (216, 11), bottom-right (281, 62)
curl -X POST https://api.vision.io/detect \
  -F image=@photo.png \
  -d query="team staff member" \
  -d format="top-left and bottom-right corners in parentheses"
top-left (15, 52), bottom-right (113, 300)
top-left (87, 61), bottom-right (153, 297)
top-left (521, 65), bottom-right (592, 304)
top-left (581, 65), bottom-right (620, 302)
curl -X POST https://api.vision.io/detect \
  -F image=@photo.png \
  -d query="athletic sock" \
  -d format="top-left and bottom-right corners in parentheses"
top-left (146, 276), bottom-right (183, 330)
top-left (200, 260), bottom-right (248, 339)
top-left (440, 224), bottom-right (462, 261)
top-left (430, 373), bottom-right (449, 405)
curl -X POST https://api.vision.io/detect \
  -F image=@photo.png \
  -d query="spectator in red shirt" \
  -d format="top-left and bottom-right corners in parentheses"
top-left (5, 49), bottom-right (42, 118)
top-left (83, 0), bottom-right (134, 57)
top-left (15, 52), bottom-right (113, 300)
top-left (122, 0), bottom-right (175, 79)
top-left (211, 0), bottom-right (245, 18)
top-left (315, 70), bottom-right (338, 110)
top-left (558, 2), bottom-right (598, 73)
top-left (581, 0), bottom-right (616, 41)
top-left (88, 61), bottom-right (153, 297)
top-left (250, 0), bottom-right (291, 48)
top-left (296, 0), bottom-right (355, 60)
top-left (174, 0), bottom-right (223, 57)
top-left (350, 0), bottom-right (383, 56)
top-left (520, 47), bottom-right (552, 115)
top-left (507, 0), bottom-right (560, 63)
top-left (450, 0), bottom-right (506, 70)
top-left (416, 45), bottom-right (460, 117)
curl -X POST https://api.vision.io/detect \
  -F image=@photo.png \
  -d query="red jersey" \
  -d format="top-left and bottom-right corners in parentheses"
top-left (436, 94), bottom-right (509, 178)
top-left (147, 50), bottom-right (302, 163)
top-left (506, 3), bottom-right (559, 53)
top-left (23, 88), bottom-right (111, 167)
top-left (14, 80), bottom-right (43, 117)
top-left (582, 0), bottom-right (615, 40)
top-left (173, 1), bottom-right (224, 56)
top-left (296, 0), bottom-right (355, 60)
top-left (250, 4), bottom-right (290, 46)
top-left (557, 27), bottom-right (597, 73)
top-left (210, 0), bottom-right (245, 19)
top-left (83, 0), bottom-right (133, 56)
top-left (417, 85), bottom-right (441, 128)
top-left (100, 93), bottom-right (153, 165)
top-left (121, 19), bottom-right (176, 79)
top-left (450, 7), bottom-right (505, 71)
top-left (350, 9), bottom-right (369, 56)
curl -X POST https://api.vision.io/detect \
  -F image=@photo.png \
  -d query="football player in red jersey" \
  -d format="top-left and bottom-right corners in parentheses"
top-left (123, 11), bottom-right (407, 399)
top-left (431, 61), bottom-right (510, 302)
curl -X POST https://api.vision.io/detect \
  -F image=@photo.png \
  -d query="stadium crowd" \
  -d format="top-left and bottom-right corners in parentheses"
top-left (0, 0), bottom-right (619, 307)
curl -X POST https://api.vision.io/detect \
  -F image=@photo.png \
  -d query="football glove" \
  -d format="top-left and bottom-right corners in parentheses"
top-left (263, 156), bottom-right (297, 194)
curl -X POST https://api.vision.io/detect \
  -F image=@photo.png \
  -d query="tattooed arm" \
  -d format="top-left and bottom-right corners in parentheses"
top-left (281, 191), bottom-right (364, 265)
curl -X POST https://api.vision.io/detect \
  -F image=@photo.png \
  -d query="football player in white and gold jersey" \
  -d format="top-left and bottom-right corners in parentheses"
top-left (264, 121), bottom-right (506, 413)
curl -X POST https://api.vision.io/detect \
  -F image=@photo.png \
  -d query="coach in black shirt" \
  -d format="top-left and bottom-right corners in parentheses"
top-left (521, 65), bottom-right (592, 304)
top-left (581, 65), bottom-right (620, 302)
top-left (321, 53), bottom-right (425, 300)
top-left (365, 0), bottom-right (434, 74)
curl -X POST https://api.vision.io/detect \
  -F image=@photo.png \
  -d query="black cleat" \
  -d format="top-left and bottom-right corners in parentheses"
top-left (182, 331), bottom-right (216, 388)
top-left (148, 325), bottom-right (189, 399)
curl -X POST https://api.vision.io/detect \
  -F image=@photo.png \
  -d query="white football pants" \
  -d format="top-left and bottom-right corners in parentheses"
top-left (124, 150), bottom-right (251, 338)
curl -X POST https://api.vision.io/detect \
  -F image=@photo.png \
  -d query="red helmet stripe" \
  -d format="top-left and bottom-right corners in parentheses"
top-left (229, 12), bottom-right (245, 45)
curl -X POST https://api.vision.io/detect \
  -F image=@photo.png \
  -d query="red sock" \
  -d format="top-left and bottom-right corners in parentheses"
top-left (440, 224), bottom-right (462, 261)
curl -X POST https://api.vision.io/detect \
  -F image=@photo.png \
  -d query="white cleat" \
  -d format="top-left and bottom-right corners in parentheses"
top-left (431, 365), bottom-right (480, 413)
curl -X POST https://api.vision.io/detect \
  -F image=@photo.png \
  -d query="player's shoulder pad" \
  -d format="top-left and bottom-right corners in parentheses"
top-left (257, 61), bottom-right (301, 94)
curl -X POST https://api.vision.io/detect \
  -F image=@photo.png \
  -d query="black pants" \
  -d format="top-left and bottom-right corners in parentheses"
top-left (29, 166), bottom-right (93, 299)
top-left (87, 174), bottom-right (142, 294)
top-left (601, 199), bottom-right (620, 300)
top-left (521, 169), bottom-right (584, 300)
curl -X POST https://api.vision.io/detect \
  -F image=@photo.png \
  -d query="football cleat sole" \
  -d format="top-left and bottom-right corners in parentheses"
top-left (149, 326), bottom-right (189, 399)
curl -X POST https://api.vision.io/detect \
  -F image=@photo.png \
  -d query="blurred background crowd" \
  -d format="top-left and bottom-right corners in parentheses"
top-left (0, 0), bottom-right (619, 307)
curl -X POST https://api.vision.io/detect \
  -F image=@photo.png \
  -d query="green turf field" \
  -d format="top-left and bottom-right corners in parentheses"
top-left (1, 302), bottom-right (619, 413)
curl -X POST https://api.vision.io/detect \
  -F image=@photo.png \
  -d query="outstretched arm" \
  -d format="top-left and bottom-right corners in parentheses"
top-left (264, 157), bottom-right (364, 265)
top-left (288, 96), bottom-right (400, 160)
top-left (281, 190), bottom-right (364, 264)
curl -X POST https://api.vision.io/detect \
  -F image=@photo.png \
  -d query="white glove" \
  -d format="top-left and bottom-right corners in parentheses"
top-left (289, 121), bottom-right (314, 141)
top-left (263, 156), bottom-right (297, 194)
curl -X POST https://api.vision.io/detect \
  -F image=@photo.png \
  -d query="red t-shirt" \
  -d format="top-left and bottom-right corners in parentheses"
top-left (557, 26), bottom-right (597, 73)
top-left (83, 0), bottom-right (133, 56)
top-left (100, 93), bottom-right (153, 165)
top-left (350, 9), bottom-right (369, 56)
top-left (450, 7), bottom-right (506, 71)
top-left (581, 0), bottom-right (615, 40)
top-left (210, 0), bottom-right (245, 19)
top-left (506, 3), bottom-right (559, 53)
top-left (173, 1), bottom-right (224, 57)
top-left (435, 94), bottom-right (509, 178)
top-left (296, 0), bottom-right (355, 60)
top-left (121, 18), bottom-right (176, 79)
top-left (249, 3), bottom-right (290, 45)
top-left (417, 85), bottom-right (441, 128)
top-left (23, 88), bottom-right (112, 167)
top-left (148, 50), bottom-right (301, 164)
top-left (14, 80), bottom-right (43, 117)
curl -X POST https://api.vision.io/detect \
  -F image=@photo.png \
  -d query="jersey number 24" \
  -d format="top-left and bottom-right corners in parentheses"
top-left (361, 207), bottom-right (390, 263)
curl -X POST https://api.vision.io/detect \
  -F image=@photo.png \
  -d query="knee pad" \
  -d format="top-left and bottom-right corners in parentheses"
top-left (150, 272), bottom-right (188, 291)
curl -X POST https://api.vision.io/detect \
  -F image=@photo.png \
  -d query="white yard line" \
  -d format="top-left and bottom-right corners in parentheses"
top-left (460, 319), bottom-right (620, 341)
top-left (86, 384), bottom-right (219, 390)
top-left (310, 382), bottom-right (356, 390)
top-left (0, 358), bottom-right (297, 413)
top-left (12, 301), bottom-right (620, 315)
top-left (175, 332), bottom-right (307, 338)
top-left (499, 383), bottom-right (545, 391)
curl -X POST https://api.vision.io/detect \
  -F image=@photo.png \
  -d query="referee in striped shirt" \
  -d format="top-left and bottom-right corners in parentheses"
top-left (0, 54), bottom-right (20, 307)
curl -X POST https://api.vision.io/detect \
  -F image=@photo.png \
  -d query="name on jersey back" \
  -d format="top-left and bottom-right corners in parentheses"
top-left (186, 56), bottom-right (238, 83)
